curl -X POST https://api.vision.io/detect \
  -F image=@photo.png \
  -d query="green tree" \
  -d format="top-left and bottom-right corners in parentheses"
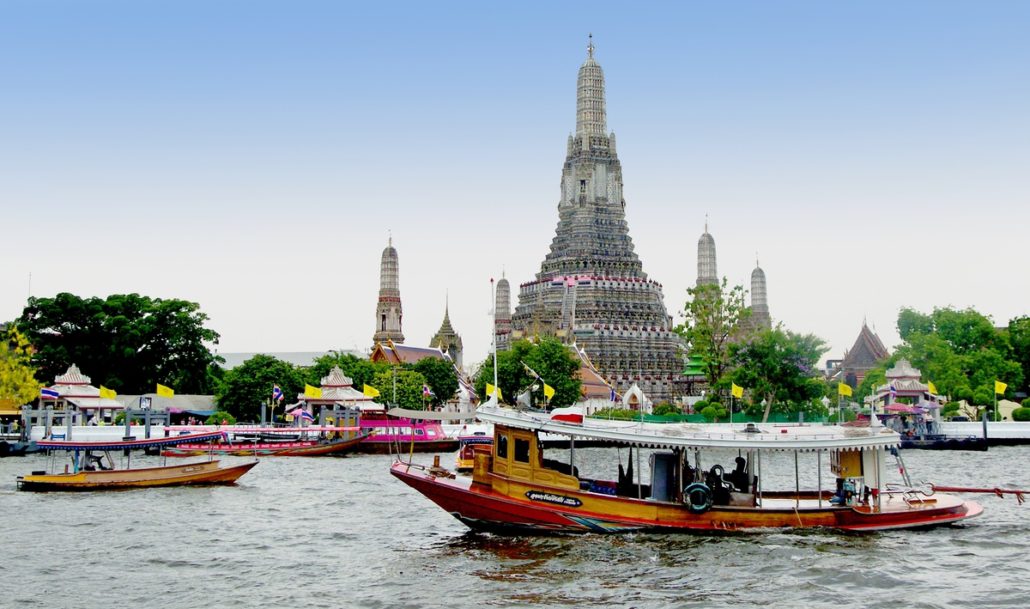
top-left (1005, 317), bottom-right (1030, 395)
top-left (411, 357), bottom-right (459, 406)
top-left (475, 339), bottom-right (582, 408)
top-left (0, 325), bottom-right (39, 406)
top-left (729, 328), bottom-right (827, 422)
top-left (18, 293), bottom-right (222, 394)
top-left (372, 368), bottom-right (428, 409)
top-left (215, 354), bottom-right (305, 421)
top-left (675, 279), bottom-right (751, 393)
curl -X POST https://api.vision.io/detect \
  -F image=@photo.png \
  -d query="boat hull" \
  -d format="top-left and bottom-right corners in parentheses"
top-left (390, 462), bottom-right (983, 534)
top-left (17, 460), bottom-right (258, 491)
top-left (900, 435), bottom-right (988, 451)
top-left (161, 433), bottom-right (368, 457)
top-left (356, 438), bottom-right (460, 455)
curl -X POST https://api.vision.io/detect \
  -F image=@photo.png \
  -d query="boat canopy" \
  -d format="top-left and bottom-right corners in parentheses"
top-left (386, 408), bottom-right (479, 421)
top-left (475, 404), bottom-right (901, 452)
top-left (36, 430), bottom-right (228, 451)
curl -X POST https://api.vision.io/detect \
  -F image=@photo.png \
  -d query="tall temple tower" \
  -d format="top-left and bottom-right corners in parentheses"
top-left (372, 237), bottom-right (405, 345)
top-left (511, 37), bottom-right (686, 400)
top-left (430, 298), bottom-right (463, 368)
top-left (750, 258), bottom-right (771, 330)
top-left (494, 275), bottom-right (512, 352)
top-left (696, 220), bottom-right (718, 287)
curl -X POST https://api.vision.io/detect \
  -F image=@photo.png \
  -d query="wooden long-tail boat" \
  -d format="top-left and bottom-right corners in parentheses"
top-left (160, 426), bottom-right (370, 457)
top-left (391, 401), bottom-right (987, 533)
top-left (17, 431), bottom-right (257, 491)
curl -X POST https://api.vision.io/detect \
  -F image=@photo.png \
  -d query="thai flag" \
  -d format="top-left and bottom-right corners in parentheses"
top-left (299, 410), bottom-right (314, 422)
top-left (609, 387), bottom-right (618, 402)
top-left (423, 384), bottom-right (433, 397)
top-left (272, 385), bottom-right (283, 402)
top-left (889, 383), bottom-right (897, 399)
top-left (41, 387), bottom-right (60, 399)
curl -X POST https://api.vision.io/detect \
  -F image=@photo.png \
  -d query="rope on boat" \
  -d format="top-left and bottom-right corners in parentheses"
top-left (931, 484), bottom-right (1028, 505)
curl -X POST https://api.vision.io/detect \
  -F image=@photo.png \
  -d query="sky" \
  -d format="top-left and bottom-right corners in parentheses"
top-left (2, 1), bottom-right (1028, 373)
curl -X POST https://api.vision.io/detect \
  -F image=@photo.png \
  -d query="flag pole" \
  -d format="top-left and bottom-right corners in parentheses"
top-left (491, 278), bottom-right (498, 402)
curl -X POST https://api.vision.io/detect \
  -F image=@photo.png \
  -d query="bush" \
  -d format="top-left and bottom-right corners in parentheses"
top-left (1022, 398), bottom-right (1030, 409)
top-left (593, 408), bottom-right (642, 420)
top-left (1012, 408), bottom-right (1030, 422)
top-left (652, 402), bottom-right (681, 417)
top-left (700, 403), bottom-right (728, 422)
top-left (206, 411), bottom-right (236, 425)
top-left (692, 400), bottom-right (709, 414)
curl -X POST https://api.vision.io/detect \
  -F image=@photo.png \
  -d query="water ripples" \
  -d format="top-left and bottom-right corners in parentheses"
top-left (2, 448), bottom-right (1029, 608)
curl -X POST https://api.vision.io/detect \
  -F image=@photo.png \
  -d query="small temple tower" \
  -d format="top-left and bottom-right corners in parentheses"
top-left (430, 298), bottom-right (463, 368)
top-left (750, 258), bottom-right (771, 330)
top-left (696, 219), bottom-right (718, 287)
top-left (494, 274), bottom-right (512, 352)
top-left (373, 237), bottom-right (405, 345)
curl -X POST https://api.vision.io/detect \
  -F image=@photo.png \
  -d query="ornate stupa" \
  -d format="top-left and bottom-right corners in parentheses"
top-left (430, 297), bottom-right (463, 368)
top-left (750, 258), bottom-right (771, 330)
top-left (511, 37), bottom-right (685, 400)
top-left (372, 237), bottom-right (404, 346)
top-left (494, 275), bottom-right (512, 352)
top-left (696, 219), bottom-right (718, 287)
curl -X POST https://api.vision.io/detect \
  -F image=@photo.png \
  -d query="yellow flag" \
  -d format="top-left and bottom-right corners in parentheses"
top-left (927, 381), bottom-right (938, 395)
top-left (304, 384), bottom-right (323, 399)
top-left (995, 380), bottom-right (1007, 395)
top-left (98, 386), bottom-right (116, 400)
top-left (838, 383), bottom-right (853, 397)
top-left (543, 383), bottom-right (555, 400)
top-left (156, 384), bottom-right (174, 398)
top-left (731, 383), bottom-right (743, 399)
top-left (363, 384), bottom-right (381, 398)
top-left (486, 383), bottom-right (503, 401)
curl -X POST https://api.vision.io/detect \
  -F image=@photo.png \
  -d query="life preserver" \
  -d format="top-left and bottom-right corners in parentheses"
top-left (684, 482), bottom-right (713, 514)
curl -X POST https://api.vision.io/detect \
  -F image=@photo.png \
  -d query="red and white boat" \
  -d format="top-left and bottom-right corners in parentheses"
top-left (391, 401), bottom-right (986, 533)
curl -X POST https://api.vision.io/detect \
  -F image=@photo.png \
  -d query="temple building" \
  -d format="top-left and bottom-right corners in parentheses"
top-left (696, 221), bottom-right (718, 287)
top-left (831, 321), bottom-right (890, 389)
top-left (511, 38), bottom-right (686, 400)
top-left (494, 275), bottom-right (512, 352)
top-left (430, 299), bottom-right (464, 369)
top-left (372, 237), bottom-right (404, 346)
top-left (749, 259), bottom-right (772, 330)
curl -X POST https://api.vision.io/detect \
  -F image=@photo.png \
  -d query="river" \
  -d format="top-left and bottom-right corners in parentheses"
top-left (2, 446), bottom-right (1028, 609)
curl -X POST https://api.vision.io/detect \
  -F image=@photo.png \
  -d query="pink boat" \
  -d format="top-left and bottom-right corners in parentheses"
top-left (355, 409), bottom-right (459, 454)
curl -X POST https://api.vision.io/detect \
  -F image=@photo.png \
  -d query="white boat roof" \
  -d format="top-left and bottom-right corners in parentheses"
top-left (475, 404), bottom-right (901, 452)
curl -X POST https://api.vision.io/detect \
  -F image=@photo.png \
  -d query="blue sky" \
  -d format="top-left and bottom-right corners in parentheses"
top-left (2, 1), bottom-right (1028, 371)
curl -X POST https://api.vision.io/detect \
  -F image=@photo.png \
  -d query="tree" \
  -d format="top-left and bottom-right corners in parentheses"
top-left (215, 355), bottom-right (305, 421)
top-left (1005, 317), bottom-right (1030, 395)
top-left (675, 279), bottom-right (751, 392)
top-left (729, 328), bottom-right (828, 422)
top-left (18, 293), bottom-right (222, 394)
top-left (891, 307), bottom-right (1023, 403)
top-left (0, 325), bottom-right (39, 406)
top-left (411, 357), bottom-right (459, 407)
top-left (372, 368), bottom-right (428, 409)
top-left (474, 339), bottom-right (582, 408)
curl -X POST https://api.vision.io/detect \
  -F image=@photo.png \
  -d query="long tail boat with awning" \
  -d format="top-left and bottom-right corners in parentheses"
top-left (17, 431), bottom-right (257, 491)
top-left (159, 425), bottom-right (370, 457)
top-left (391, 400), bottom-right (987, 533)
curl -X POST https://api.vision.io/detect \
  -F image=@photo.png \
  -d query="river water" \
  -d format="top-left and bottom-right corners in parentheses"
top-left (2, 445), bottom-right (1028, 609)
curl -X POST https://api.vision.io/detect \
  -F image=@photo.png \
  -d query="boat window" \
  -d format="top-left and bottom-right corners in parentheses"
top-left (496, 434), bottom-right (508, 459)
top-left (415, 429), bottom-right (425, 436)
top-left (514, 438), bottom-right (530, 463)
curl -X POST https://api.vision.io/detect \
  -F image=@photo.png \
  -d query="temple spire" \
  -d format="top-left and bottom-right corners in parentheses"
top-left (587, 33), bottom-right (594, 58)
top-left (575, 34), bottom-right (607, 138)
top-left (696, 218), bottom-right (718, 287)
top-left (372, 238), bottom-right (404, 345)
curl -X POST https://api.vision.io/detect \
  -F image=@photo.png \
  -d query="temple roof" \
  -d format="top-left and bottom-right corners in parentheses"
top-left (841, 323), bottom-right (889, 371)
top-left (886, 358), bottom-right (921, 380)
top-left (54, 364), bottom-right (90, 385)
top-left (371, 340), bottom-right (448, 365)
